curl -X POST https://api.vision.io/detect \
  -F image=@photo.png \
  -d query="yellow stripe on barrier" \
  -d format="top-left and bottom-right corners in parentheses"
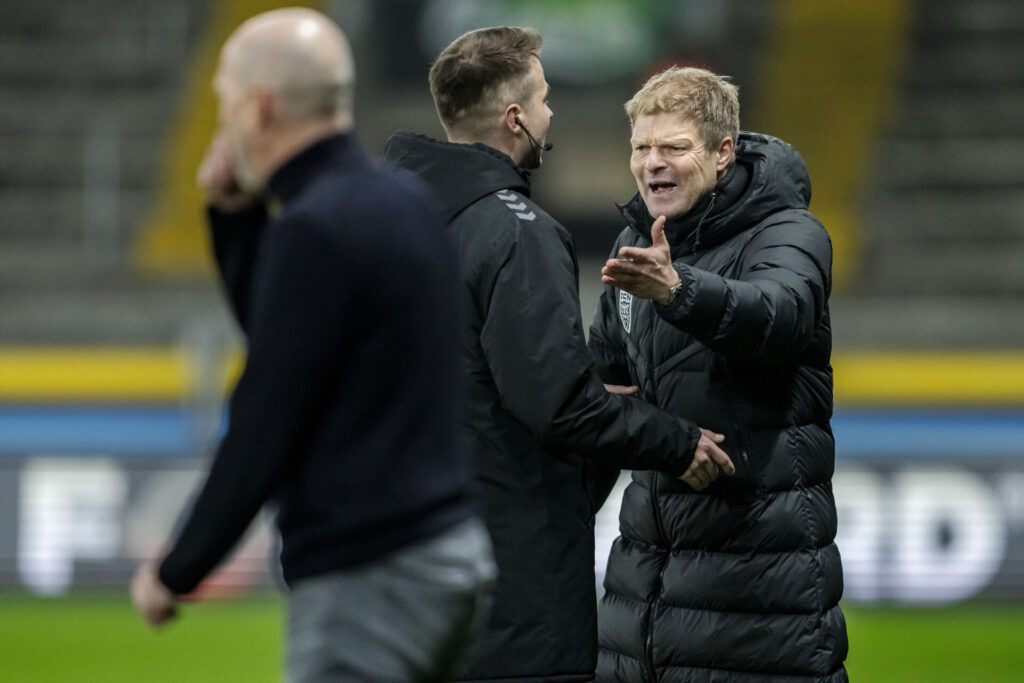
top-left (2, 348), bottom-right (1023, 406)
top-left (0, 348), bottom-right (243, 403)
top-left (0, 348), bottom-right (190, 401)
top-left (834, 351), bottom-right (1024, 405)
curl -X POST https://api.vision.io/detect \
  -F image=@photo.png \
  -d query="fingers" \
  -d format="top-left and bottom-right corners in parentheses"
top-left (148, 602), bottom-right (179, 627)
top-left (615, 247), bottom-right (649, 263)
top-left (700, 428), bottom-right (725, 443)
top-left (711, 444), bottom-right (736, 476)
top-left (679, 431), bottom-right (736, 490)
top-left (609, 216), bottom-right (669, 274)
top-left (680, 456), bottom-right (716, 491)
top-left (650, 215), bottom-right (668, 247)
top-left (606, 241), bottom-right (664, 277)
top-left (680, 470), bottom-right (707, 490)
top-left (131, 563), bottom-right (179, 628)
top-left (604, 384), bottom-right (640, 396)
top-left (698, 429), bottom-right (735, 476)
top-left (680, 456), bottom-right (714, 490)
top-left (606, 224), bottom-right (677, 300)
top-left (601, 257), bottom-right (642, 288)
top-left (196, 135), bottom-right (254, 212)
top-left (601, 259), bottom-right (624, 284)
top-left (196, 134), bottom-right (232, 190)
top-left (696, 436), bottom-right (734, 479)
top-left (601, 252), bottom-right (653, 288)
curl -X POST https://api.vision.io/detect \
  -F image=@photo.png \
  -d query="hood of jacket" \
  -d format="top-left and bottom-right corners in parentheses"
top-left (383, 131), bottom-right (532, 224)
top-left (620, 131), bottom-right (812, 253)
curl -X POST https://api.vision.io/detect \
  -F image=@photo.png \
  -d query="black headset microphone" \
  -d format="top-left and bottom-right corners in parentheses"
top-left (515, 117), bottom-right (553, 152)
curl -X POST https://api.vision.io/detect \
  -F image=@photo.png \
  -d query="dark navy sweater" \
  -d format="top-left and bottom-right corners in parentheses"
top-left (159, 133), bottom-right (473, 593)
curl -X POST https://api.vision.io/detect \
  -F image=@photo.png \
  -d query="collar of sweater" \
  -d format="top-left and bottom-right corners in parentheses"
top-left (268, 132), bottom-right (359, 204)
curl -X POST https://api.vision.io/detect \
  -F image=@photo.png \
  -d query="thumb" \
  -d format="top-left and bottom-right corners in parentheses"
top-left (651, 215), bottom-right (668, 249)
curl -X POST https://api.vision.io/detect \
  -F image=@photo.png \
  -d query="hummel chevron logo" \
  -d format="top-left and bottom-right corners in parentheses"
top-left (496, 191), bottom-right (536, 221)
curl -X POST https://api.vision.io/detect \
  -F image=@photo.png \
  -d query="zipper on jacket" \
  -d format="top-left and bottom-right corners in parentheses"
top-left (645, 598), bottom-right (659, 683)
top-left (647, 471), bottom-right (669, 549)
top-left (691, 190), bottom-right (718, 254)
top-left (644, 472), bottom-right (669, 682)
top-left (581, 461), bottom-right (596, 530)
top-left (717, 359), bottom-right (754, 482)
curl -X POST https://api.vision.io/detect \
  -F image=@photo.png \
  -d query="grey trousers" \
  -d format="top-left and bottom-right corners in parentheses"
top-left (287, 518), bottom-right (495, 683)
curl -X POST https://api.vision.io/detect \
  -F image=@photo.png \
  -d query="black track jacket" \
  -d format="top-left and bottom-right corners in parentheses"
top-left (384, 132), bottom-right (705, 682)
top-left (591, 132), bottom-right (848, 682)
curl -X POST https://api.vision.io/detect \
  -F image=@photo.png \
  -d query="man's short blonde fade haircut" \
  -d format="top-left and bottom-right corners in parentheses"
top-left (626, 66), bottom-right (740, 151)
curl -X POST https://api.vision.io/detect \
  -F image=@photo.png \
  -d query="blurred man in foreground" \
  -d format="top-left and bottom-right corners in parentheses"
top-left (130, 9), bottom-right (494, 681)
top-left (591, 66), bottom-right (848, 681)
top-left (384, 28), bottom-right (733, 682)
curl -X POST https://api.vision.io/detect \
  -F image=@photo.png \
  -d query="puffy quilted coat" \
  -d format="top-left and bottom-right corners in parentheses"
top-left (590, 132), bottom-right (848, 682)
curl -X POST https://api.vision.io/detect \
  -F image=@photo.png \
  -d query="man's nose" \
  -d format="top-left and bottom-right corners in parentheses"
top-left (645, 147), bottom-right (667, 171)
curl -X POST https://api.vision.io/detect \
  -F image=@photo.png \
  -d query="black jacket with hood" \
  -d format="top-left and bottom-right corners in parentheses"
top-left (590, 132), bottom-right (848, 682)
top-left (384, 132), bottom-right (707, 682)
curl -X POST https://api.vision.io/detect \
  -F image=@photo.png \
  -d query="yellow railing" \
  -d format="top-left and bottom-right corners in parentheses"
top-left (3, 347), bottom-right (1024, 407)
top-left (0, 347), bottom-right (241, 403)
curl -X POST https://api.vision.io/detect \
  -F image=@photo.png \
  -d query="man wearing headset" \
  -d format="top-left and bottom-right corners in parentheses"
top-left (384, 27), bottom-right (733, 682)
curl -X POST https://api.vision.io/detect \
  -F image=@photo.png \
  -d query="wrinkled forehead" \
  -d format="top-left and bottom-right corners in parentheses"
top-left (630, 112), bottom-right (703, 144)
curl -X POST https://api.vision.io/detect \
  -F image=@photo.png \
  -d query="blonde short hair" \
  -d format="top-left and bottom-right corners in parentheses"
top-left (625, 66), bottom-right (740, 150)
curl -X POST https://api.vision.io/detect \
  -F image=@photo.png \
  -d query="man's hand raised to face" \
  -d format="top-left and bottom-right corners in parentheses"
top-left (197, 133), bottom-right (258, 213)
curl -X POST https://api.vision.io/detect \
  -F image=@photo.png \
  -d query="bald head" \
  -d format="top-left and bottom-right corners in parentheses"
top-left (211, 9), bottom-right (357, 192)
top-left (220, 7), bottom-right (355, 125)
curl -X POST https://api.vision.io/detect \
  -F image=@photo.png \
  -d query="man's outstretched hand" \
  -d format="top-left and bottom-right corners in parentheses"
top-left (601, 216), bottom-right (681, 304)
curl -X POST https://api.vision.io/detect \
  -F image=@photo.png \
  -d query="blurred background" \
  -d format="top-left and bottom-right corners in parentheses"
top-left (2, 0), bottom-right (1024, 680)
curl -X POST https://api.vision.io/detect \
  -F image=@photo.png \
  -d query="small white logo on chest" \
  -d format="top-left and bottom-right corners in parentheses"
top-left (618, 290), bottom-right (633, 333)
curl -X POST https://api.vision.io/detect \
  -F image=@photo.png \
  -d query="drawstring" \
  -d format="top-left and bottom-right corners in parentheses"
top-left (692, 190), bottom-right (718, 254)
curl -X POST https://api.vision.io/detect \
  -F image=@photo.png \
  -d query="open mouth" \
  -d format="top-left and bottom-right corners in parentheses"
top-left (649, 182), bottom-right (677, 194)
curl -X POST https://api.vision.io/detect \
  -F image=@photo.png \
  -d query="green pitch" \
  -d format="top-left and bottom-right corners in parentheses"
top-left (844, 602), bottom-right (1024, 682)
top-left (0, 591), bottom-right (284, 682)
top-left (2, 593), bottom-right (1024, 681)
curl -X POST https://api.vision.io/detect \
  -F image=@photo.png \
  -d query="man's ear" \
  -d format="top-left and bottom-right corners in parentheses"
top-left (716, 136), bottom-right (735, 172)
top-left (251, 88), bottom-right (276, 130)
top-left (504, 104), bottom-right (522, 133)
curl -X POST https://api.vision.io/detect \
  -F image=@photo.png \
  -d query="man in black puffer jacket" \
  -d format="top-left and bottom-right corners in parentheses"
top-left (385, 29), bottom-right (734, 683)
top-left (592, 67), bottom-right (848, 681)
